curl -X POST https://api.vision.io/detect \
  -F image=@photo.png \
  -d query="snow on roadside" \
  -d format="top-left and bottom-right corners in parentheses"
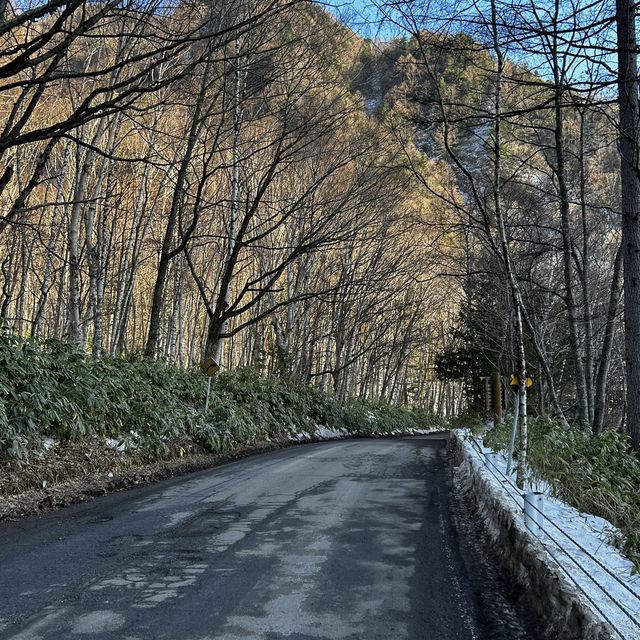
top-left (104, 431), bottom-right (140, 452)
top-left (399, 428), bottom-right (437, 436)
top-left (313, 425), bottom-right (349, 440)
top-left (105, 438), bottom-right (127, 452)
top-left (286, 425), bottom-right (441, 442)
top-left (456, 429), bottom-right (640, 640)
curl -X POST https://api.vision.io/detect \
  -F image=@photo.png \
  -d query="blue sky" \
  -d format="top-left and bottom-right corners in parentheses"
top-left (320, 0), bottom-right (398, 39)
top-left (319, 0), bottom-right (615, 89)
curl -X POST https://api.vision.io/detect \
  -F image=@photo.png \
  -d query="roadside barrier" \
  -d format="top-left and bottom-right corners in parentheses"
top-left (467, 435), bottom-right (640, 640)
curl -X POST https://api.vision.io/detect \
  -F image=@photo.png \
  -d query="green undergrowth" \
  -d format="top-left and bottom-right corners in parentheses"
top-left (0, 334), bottom-right (442, 466)
top-left (484, 416), bottom-right (640, 573)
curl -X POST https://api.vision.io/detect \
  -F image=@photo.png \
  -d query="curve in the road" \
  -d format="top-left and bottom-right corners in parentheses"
top-left (0, 437), bottom-right (542, 640)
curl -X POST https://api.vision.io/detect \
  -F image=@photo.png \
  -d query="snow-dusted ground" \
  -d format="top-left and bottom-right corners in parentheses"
top-left (40, 423), bottom-right (439, 455)
top-left (37, 425), bottom-right (438, 455)
top-left (456, 429), bottom-right (640, 640)
top-left (287, 425), bottom-right (439, 442)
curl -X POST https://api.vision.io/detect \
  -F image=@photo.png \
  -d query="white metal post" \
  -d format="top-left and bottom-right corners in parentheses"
top-left (484, 452), bottom-right (499, 470)
top-left (523, 491), bottom-right (544, 537)
top-left (204, 376), bottom-right (212, 413)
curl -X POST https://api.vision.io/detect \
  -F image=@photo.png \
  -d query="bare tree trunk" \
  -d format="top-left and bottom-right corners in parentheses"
top-left (112, 172), bottom-right (168, 355)
top-left (616, 0), bottom-right (640, 453)
top-left (551, 48), bottom-right (589, 427)
top-left (0, 225), bottom-right (15, 323)
top-left (145, 63), bottom-right (211, 357)
top-left (205, 40), bottom-right (242, 363)
top-left (167, 256), bottom-right (186, 361)
top-left (16, 220), bottom-right (32, 334)
top-left (577, 109), bottom-right (595, 424)
top-left (86, 114), bottom-right (122, 353)
top-left (32, 140), bottom-right (72, 336)
top-left (593, 243), bottom-right (623, 434)
top-left (489, 0), bottom-right (527, 486)
top-left (51, 251), bottom-right (66, 338)
top-left (68, 117), bottom-right (108, 345)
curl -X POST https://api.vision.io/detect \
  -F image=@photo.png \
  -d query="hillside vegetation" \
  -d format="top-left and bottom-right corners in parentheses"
top-left (0, 332), bottom-right (440, 498)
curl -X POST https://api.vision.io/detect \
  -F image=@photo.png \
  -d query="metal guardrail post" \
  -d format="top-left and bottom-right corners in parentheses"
top-left (204, 377), bottom-right (212, 413)
top-left (523, 491), bottom-right (544, 537)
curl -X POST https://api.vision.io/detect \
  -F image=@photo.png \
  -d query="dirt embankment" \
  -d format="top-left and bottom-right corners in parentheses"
top-left (0, 438), bottom-right (295, 521)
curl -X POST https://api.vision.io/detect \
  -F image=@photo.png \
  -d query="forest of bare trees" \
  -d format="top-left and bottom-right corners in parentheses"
top-left (0, 1), bottom-right (462, 414)
top-left (366, 0), bottom-right (640, 457)
top-left (4, 0), bottom-right (640, 455)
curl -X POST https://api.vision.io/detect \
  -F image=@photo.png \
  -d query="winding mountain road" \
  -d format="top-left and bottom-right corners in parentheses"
top-left (0, 436), bottom-right (540, 639)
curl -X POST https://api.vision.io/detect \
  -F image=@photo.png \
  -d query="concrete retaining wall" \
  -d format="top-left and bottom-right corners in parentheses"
top-left (448, 430), bottom-right (614, 640)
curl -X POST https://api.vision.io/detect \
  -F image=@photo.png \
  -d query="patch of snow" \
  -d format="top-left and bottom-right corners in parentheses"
top-left (313, 426), bottom-right (346, 441)
top-left (287, 430), bottom-right (312, 442)
top-left (285, 423), bottom-right (354, 442)
top-left (105, 438), bottom-right (126, 452)
top-left (456, 430), bottom-right (640, 640)
top-left (284, 424), bottom-right (440, 443)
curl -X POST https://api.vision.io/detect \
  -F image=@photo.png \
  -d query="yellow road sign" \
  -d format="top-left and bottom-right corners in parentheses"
top-left (200, 359), bottom-right (220, 377)
top-left (510, 374), bottom-right (533, 387)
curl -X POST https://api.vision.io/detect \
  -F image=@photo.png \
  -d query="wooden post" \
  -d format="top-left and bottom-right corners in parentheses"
top-left (482, 377), bottom-right (491, 414)
top-left (491, 371), bottom-right (502, 424)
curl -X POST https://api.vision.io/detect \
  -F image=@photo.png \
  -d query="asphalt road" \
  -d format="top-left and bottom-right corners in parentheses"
top-left (0, 437), bottom-right (535, 640)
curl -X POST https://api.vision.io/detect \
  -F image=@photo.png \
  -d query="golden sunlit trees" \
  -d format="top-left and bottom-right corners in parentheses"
top-left (0, 1), bottom-right (456, 410)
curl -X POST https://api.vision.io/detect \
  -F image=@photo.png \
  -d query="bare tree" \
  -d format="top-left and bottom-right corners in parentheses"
top-left (616, 0), bottom-right (640, 452)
